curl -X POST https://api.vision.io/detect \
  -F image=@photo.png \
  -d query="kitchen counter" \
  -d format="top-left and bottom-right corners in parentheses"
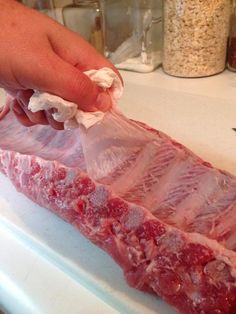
top-left (119, 69), bottom-right (236, 176)
top-left (0, 68), bottom-right (236, 314)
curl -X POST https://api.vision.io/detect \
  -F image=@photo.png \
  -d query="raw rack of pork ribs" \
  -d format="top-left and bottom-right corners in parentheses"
top-left (0, 108), bottom-right (236, 314)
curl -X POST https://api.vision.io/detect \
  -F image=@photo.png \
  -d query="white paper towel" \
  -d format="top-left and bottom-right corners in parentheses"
top-left (28, 68), bottom-right (123, 129)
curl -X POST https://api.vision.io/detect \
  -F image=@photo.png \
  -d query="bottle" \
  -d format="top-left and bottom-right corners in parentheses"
top-left (101, 0), bottom-right (163, 73)
top-left (163, 0), bottom-right (231, 78)
top-left (228, 0), bottom-right (236, 71)
top-left (62, 0), bottom-right (104, 53)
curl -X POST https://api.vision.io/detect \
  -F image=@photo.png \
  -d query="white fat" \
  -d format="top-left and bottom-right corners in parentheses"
top-left (17, 156), bottom-right (31, 174)
top-left (43, 162), bottom-right (54, 180)
top-left (28, 68), bottom-right (123, 129)
top-left (64, 169), bottom-right (76, 185)
top-left (89, 186), bottom-right (109, 208)
top-left (189, 291), bottom-right (202, 304)
top-left (187, 232), bottom-right (236, 278)
top-left (146, 260), bottom-right (157, 273)
top-left (1, 152), bottom-right (11, 171)
top-left (122, 206), bottom-right (145, 230)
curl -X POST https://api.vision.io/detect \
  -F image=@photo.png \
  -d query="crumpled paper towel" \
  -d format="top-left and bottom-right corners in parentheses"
top-left (28, 67), bottom-right (123, 129)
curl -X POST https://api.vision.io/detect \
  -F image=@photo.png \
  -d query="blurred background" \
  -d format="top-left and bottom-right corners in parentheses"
top-left (19, 1), bottom-right (235, 77)
top-left (20, 0), bottom-right (163, 73)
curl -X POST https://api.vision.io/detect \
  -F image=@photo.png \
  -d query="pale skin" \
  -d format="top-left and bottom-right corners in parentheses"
top-left (0, 0), bottom-right (121, 129)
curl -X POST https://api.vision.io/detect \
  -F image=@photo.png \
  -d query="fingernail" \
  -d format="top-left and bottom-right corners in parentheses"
top-left (96, 92), bottom-right (112, 112)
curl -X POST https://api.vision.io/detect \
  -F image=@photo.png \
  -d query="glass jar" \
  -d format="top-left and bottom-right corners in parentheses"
top-left (62, 0), bottom-right (104, 53)
top-left (228, 0), bottom-right (236, 71)
top-left (101, 0), bottom-right (163, 73)
top-left (163, 0), bottom-right (231, 78)
top-left (21, 0), bottom-right (57, 19)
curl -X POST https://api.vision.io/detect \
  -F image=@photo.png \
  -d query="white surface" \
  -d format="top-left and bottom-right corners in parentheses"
top-left (0, 68), bottom-right (236, 314)
top-left (119, 69), bottom-right (236, 176)
top-left (0, 222), bottom-right (118, 314)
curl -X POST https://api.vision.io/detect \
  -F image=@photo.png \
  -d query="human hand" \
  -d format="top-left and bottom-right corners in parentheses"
top-left (0, 0), bottom-right (121, 129)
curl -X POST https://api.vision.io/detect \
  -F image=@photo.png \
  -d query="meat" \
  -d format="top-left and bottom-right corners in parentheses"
top-left (0, 110), bottom-right (236, 314)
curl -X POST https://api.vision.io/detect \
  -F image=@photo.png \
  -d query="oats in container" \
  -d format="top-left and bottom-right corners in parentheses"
top-left (163, 0), bottom-right (231, 77)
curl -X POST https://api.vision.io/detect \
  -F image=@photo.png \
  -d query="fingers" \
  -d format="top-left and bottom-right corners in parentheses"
top-left (0, 102), bottom-right (10, 121)
top-left (10, 97), bottom-right (64, 129)
top-left (48, 27), bottom-right (123, 83)
top-left (96, 91), bottom-right (113, 111)
top-left (5, 89), bottom-right (47, 127)
top-left (0, 94), bottom-right (15, 121)
top-left (10, 99), bottom-right (35, 127)
top-left (44, 109), bottom-right (64, 130)
top-left (47, 29), bottom-right (123, 111)
top-left (13, 91), bottom-right (64, 129)
top-left (4, 89), bottom-right (64, 129)
top-left (16, 90), bottom-right (48, 125)
top-left (20, 52), bottom-right (112, 112)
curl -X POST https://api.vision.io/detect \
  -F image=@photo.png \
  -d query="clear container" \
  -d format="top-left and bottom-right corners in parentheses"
top-left (228, 0), bottom-right (236, 71)
top-left (21, 0), bottom-right (57, 19)
top-left (101, 0), bottom-right (163, 73)
top-left (62, 0), bottom-right (104, 53)
top-left (163, 0), bottom-right (231, 78)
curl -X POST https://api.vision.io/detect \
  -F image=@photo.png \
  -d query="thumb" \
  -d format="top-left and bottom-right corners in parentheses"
top-left (27, 53), bottom-right (112, 112)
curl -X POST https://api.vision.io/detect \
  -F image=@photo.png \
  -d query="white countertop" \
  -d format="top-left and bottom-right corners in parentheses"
top-left (119, 69), bottom-right (236, 176)
top-left (0, 68), bottom-right (236, 314)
